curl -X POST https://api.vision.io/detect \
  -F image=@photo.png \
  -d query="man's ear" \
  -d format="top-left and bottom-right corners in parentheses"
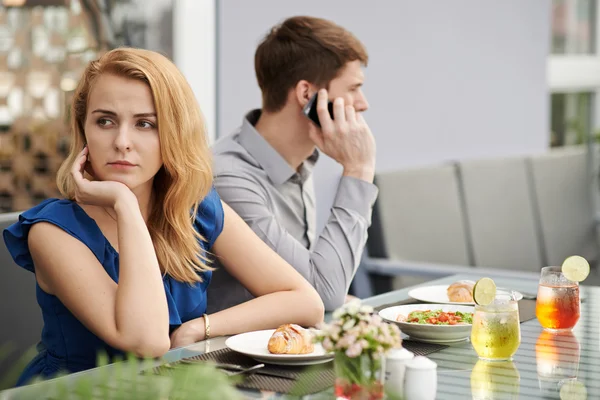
top-left (294, 80), bottom-right (314, 107)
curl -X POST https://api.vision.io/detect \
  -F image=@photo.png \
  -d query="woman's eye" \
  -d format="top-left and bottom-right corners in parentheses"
top-left (97, 118), bottom-right (113, 127)
top-left (137, 120), bottom-right (156, 129)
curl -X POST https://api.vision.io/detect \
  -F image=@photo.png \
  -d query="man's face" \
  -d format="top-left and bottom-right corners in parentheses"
top-left (327, 60), bottom-right (368, 112)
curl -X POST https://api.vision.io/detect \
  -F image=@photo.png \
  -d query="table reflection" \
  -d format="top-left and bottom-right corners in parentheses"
top-left (535, 330), bottom-right (586, 398)
top-left (470, 359), bottom-right (520, 399)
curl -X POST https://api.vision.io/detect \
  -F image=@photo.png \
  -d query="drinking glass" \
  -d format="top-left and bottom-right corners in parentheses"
top-left (471, 293), bottom-right (521, 361)
top-left (536, 266), bottom-right (580, 331)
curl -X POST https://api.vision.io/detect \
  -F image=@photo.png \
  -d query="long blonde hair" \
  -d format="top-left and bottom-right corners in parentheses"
top-left (56, 48), bottom-right (214, 283)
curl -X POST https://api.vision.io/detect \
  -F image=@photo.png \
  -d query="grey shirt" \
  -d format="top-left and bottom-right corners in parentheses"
top-left (207, 110), bottom-right (379, 312)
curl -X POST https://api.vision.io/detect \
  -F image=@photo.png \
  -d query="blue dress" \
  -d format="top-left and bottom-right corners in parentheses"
top-left (3, 188), bottom-right (224, 386)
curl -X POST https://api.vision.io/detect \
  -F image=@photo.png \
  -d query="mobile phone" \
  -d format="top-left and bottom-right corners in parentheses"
top-left (302, 93), bottom-right (334, 128)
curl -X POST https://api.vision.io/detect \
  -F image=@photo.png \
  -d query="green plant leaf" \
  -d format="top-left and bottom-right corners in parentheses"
top-left (0, 344), bottom-right (38, 390)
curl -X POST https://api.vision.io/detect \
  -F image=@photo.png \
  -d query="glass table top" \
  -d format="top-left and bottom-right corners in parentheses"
top-left (1, 273), bottom-right (598, 400)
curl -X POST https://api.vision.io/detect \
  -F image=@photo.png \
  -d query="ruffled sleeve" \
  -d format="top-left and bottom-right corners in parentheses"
top-left (3, 198), bottom-right (111, 274)
top-left (194, 187), bottom-right (224, 250)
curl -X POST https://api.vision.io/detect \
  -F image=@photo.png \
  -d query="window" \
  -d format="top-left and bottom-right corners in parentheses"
top-left (552, 0), bottom-right (595, 54)
top-left (550, 92), bottom-right (593, 147)
top-left (549, 0), bottom-right (599, 147)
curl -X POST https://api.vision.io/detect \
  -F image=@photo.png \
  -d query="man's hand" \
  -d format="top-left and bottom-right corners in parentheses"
top-left (308, 89), bottom-right (376, 183)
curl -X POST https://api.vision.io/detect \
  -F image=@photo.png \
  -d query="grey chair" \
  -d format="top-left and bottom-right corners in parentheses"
top-left (528, 146), bottom-right (599, 267)
top-left (0, 212), bottom-right (42, 387)
top-left (374, 163), bottom-right (472, 266)
top-left (363, 163), bottom-right (541, 290)
top-left (458, 157), bottom-right (543, 271)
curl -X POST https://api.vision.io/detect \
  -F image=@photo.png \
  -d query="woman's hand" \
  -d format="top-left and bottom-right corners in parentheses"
top-left (169, 319), bottom-right (205, 349)
top-left (72, 146), bottom-right (135, 208)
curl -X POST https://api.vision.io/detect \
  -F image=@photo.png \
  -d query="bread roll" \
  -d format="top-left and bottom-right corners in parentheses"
top-left (268, 324), bottom-right (314, 354)
top-left (447, 280), bottom-right (475, 302)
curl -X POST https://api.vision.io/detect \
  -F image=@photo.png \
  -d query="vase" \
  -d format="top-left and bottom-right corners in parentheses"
top-left (333, 351), bottom-right (385, 400)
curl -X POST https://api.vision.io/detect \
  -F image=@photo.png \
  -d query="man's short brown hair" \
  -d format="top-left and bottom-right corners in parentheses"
top-left (255, 16), bottom-right (368, 112)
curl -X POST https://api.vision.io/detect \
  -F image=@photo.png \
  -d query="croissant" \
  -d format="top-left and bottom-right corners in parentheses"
top-left (268, 324), bottom-right (314, 354)
top-left (447, 280), bottom-right (475, 302)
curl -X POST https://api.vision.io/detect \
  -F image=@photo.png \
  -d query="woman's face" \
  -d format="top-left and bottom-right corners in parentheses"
top-left (83, 73), bottom-right (163, 194)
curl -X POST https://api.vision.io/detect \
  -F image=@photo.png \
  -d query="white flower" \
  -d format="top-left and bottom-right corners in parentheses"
top-left (346, 302), bottom-right (360, 316)
top-left (346, 343), bottom-right (362, 358)
top-left (360, 305), bottom-right (374, 314)
top-left (342, 318), bottom-right (356, 331)
top-left (330, 325), bottom-right (341, 341)
top-left (316, 302), bottom-right (402, 356)
top-left (332, 308), bottom-right (344, 320)
top-left (370, 315), bottom-right (383, 326)
top-left (338, 333), bottom-right (357, 348)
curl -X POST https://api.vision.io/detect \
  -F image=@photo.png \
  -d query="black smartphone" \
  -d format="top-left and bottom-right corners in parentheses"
top-left (302, 93), bottom-right (334, 128)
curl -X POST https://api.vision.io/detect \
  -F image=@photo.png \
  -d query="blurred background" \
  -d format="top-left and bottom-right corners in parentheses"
top-left (0, 0), bottom-right (174, 212)
top-left (1, 0), bottom-right (599, 281)
top-left (1, 0), bottom-right (599, 276)
top-left (0, 0), bottom-right (590, 211)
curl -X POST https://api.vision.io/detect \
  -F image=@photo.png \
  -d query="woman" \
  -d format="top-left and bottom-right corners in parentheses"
top-left (3, 48), bottom-right (324, 386)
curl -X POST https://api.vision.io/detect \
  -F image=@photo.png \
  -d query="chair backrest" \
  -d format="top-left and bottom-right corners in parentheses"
top-left (528, 146), bottom-right (599, 266)
top-left (0, 212), bottom-right (42, 385)
top-left (458, 157), bottom-right (543, 271)
top-left (375, 163), bottom-right (472, 265)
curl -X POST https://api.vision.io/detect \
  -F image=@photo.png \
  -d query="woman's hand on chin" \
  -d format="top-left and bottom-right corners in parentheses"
top-left (72, 146), bottom-right (136, 208)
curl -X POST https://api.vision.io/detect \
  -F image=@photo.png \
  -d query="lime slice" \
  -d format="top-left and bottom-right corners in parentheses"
top-left (473, 278), bottom-right (497, 306)
top-left (562, 256), bottom-right (590, 282)
top-left (560, 380), bottom-right (587, 400)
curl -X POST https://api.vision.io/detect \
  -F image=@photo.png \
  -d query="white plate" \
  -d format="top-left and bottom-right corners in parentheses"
top-left (225, 329), bottom-right (334, 366)
top-left (408, 285), bottom-right (523, 305)
top-left (379, 304), bottom-right (475, 343)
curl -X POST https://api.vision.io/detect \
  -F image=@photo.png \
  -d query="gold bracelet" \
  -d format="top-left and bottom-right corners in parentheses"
top-left (202, 313), bottom-right (211, 340)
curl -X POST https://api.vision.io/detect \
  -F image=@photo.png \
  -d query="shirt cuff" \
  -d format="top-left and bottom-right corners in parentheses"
top-left (333, 176), bottom-right (379, 220)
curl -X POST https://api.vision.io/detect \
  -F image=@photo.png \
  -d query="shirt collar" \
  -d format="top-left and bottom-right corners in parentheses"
top-left (238, 109), bottom-right (319, 186)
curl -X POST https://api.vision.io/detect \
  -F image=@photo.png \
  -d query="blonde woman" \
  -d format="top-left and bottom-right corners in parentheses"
top-left (3, 48), bottom-right (324, 386)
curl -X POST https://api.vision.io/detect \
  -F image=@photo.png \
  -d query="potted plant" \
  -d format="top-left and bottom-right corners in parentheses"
top-left (314, 301), bottom-right (402, 400)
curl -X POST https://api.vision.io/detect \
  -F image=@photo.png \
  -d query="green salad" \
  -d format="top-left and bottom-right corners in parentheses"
top-left (397, 309), bottom-right (473, 325)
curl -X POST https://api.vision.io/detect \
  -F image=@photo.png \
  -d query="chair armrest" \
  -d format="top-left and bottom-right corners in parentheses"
top-left (363, 256), bottom-right (540, 280)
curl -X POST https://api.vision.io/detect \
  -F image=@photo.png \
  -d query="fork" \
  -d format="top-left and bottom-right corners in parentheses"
top-left (221, 363), bottom-right (265, 376)
top-left (179, 359), bottom-right (279, 377)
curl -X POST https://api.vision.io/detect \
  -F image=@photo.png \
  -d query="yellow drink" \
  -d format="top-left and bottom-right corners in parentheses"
top-left (471, 298), bottom-right (521, 360)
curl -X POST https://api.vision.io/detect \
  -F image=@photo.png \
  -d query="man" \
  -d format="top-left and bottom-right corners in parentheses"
top-left (207, 16), bottom-right (378, 312)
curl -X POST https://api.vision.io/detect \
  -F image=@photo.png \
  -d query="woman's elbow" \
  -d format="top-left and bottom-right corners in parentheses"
top-left (301, 288), bottom-right (325, 326)
top-left (128, 336), bottom-right (171, 359)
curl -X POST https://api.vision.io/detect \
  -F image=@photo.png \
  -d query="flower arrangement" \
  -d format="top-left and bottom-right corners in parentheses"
top-left (314, 300), bottom-right (402, 400)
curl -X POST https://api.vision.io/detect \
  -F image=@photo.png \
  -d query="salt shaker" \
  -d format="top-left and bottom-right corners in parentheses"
top-left (384, 347), bottom-right (414, 397)
top-left (403, 356), bottom-right (438, 400)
